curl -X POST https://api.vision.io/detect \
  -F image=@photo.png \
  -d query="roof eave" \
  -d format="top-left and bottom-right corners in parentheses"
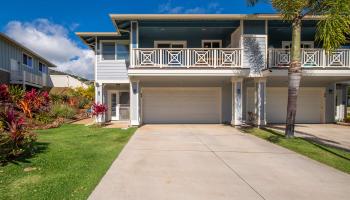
top-left (109, 14), bottom-right (323, 21)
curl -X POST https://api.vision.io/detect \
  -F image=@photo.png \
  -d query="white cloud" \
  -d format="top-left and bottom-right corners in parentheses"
top-left (4, 19), bottom-right (94, 80)
top-left (158, 1), bottom-right (223, 14)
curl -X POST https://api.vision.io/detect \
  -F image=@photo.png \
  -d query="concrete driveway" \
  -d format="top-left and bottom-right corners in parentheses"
top-left (268, 124), bottom-right (350, 151)
top-left (89, 125), bottom-right (350, 200)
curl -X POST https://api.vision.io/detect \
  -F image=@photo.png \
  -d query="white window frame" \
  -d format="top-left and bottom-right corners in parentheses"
top-left (100, 40), bottom-right (117, 62)
top-left (201, 40), bottom-right (222, 48)
top-left (282, 41), bottom-right (314, 49)
top-left (22, 53), bottom-right (33, 69)
top-left (154, 40), bottom-right (187, 48)
top-left (100, 40), bottom-right (130, 62)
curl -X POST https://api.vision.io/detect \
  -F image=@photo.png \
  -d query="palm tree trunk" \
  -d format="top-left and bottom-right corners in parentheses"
top-left (285, 17), bottom-right (302, 138)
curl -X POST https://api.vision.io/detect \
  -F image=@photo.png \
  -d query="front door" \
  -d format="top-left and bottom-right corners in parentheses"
top-left (109, 91), bottom-right (119, 121)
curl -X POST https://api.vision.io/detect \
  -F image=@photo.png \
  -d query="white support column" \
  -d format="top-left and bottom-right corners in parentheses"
top-left (231, 78), bottom-right (243, 126)
top-left (130, 21), bottom-right (139, 68)
top-left (95, 82), bottom-right (105, 123)
top-left (255, 78), bottom-right (267, 126)
top-left (130, 80), bottom-right (140, 126)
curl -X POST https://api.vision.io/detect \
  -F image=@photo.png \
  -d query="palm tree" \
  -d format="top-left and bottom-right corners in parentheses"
top-left (247, 0), bottom-right (350, 137)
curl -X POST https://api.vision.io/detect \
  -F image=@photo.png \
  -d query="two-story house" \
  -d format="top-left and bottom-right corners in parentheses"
top-left (0, 33), bottom-right (56, 89)
top-left (77, 14), bottom-right (350, 126)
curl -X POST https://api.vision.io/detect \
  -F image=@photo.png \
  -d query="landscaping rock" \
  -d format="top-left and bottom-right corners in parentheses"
top-left (24, 167), bottom-right (37, 172)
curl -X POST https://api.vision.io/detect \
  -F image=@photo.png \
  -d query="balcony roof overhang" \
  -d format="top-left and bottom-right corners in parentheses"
top-left (75, 32), bottom-right (122, 50)
top-left (109, 14), bottom-right (323, 21)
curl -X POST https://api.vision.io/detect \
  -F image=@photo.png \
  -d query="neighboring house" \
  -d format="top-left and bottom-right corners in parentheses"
top-left (49, 69), bottom-right (90, 94)
top-left (0, 33), bottom-right (56, 88)
top-left (76, 14), bottom-right (350, 125)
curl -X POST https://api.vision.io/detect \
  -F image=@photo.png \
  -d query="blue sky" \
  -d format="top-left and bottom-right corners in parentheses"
top-left (0, 0), bottom-right (275, 79)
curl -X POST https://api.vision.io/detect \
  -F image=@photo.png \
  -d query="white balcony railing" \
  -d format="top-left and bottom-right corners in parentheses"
top-left (10, 64), bottom-right (46, 87)
top-left (131, 48), bottom-right (242, 68)
top-left (269, 48), bottom-right (350, 68)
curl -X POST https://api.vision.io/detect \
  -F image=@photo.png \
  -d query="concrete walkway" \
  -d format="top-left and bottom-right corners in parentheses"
top-left (268, 124), bottom-right (350, 151)
top-left (89, 125), bottom-right (350, 200)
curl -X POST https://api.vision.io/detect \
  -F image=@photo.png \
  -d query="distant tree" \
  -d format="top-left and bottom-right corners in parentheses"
top-left (247, 0), bottom-right (350, 137)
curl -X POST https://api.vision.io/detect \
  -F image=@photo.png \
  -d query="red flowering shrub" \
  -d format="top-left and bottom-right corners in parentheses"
top-left (0, 107), bottom-right (36, 162)
top-left (19, 89), bottom-right (51, 118)
top-left (91, 103), bottom-right (107, 117)
top-left (0, 84), bottom-right (10, 103)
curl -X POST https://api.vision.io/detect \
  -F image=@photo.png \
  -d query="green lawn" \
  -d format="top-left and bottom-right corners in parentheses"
top-left (241, 127), bottom-right (350, 174)
top-left (0, 124), bottom-right (136, 200)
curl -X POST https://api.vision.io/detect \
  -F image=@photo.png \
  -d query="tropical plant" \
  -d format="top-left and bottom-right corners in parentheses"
top-left (35, 111), bottom-right (55, 124)
top-left (91, 103), bottom-right (107, 119)
top-left (50, 104), bottom-right (77, 119)
top-left (50, 93), bottom-right (62, 104)
top-left (248, 0), bottom-right (350, 137)
top-left (68, 85), bottom-right (95, 101)
top-left (0, 84), bottom-right (10, 103)
top-left (0, 107), bottom-right (36, 162)
top-left (18, 89), bottom-right (51, 118)
top-left (8, 85), bottom-right (25, 103)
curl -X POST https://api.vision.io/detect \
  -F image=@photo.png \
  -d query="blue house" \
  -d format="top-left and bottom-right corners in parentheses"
top-left (77, 14), bottom-right (350, 125)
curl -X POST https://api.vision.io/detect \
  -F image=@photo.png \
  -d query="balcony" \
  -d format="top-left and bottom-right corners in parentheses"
top-left (131, 48), bottom-right (243, 68)
top-left (269, 48), bottom-right (350, 68)
top-left (10, 64), bottom-right (48, 87)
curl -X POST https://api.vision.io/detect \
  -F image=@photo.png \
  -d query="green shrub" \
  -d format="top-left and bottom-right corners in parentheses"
top-left (51, 104), bottom-right (77, 119)
top-left (0, 131), bottom-right (36, 163)
top-left (78, 98), bottom-right (90, 109)
top-left (35, 112), bottom-right (55, 124)
top-left (8, 85), bottom-right (25, 103)
top-left (50, 94), bottom-right (62, 104)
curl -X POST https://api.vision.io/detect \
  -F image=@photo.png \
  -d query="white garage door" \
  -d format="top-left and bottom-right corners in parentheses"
top-left (142, 87), bottom-right (221, 124)
top-left (266, 87), bottom-right (324, 123)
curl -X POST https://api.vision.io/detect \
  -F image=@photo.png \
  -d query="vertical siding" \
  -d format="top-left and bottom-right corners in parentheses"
top-left (0, 37), bottom-right (53, 86)
top-left (0, 39), bottom-right (22, 71)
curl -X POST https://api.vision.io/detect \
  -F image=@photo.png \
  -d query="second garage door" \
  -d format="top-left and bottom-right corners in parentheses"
top-left (266, 87), bottom-right (325, 123)
top-left (142, 87), bottom-right (221, 124)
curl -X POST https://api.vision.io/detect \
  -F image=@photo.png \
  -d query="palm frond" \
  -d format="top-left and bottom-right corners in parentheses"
top-left (315, 0), bottom-right (350, 51)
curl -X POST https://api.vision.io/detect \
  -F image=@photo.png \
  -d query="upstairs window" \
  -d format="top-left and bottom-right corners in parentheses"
top-left (101, 40), bottom-right (129, 61)
top-left (202, 40), bottom-right (222, 48)
top-left (39, 62), bottom-right (47, 73)
top-left (116, 40), bottom-right (129, 60)
top-left (101, 41), bottom-right (116, 60)
top-left (23, 53), bottom-right (33, 68)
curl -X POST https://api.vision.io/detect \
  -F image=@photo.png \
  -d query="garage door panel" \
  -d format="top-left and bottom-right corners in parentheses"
top-left (266, 87), bottom-right (324, 123)
top-left (142, 88), bottom-right (221, 124)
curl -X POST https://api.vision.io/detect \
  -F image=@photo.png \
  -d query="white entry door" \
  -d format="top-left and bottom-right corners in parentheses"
top-left (109, 91), bottom-right (119, 121)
